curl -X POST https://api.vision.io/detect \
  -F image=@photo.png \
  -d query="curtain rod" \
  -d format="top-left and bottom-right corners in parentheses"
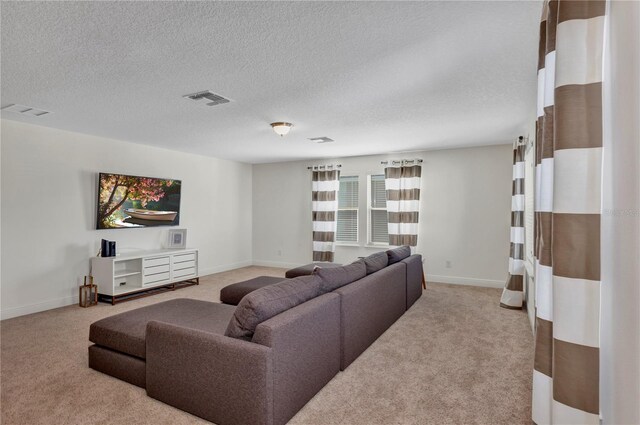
top-left (307, 164), bottom-right (342, 170)
top-left (380, 159), bottom-right (423, 165)
top-left (515, 135), bottom-right (529, 147)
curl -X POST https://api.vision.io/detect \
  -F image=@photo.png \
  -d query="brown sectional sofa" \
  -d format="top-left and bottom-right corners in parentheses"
top-left (147, 292), bottom-right (341, 425)
top-left (89, 298), bottom-right (237, 388)
top-left (403, 254), bottom-right (424, 309)
top-left (336, 262), bottom-right (406, 369)
top-left (88, 248), bottom-right (423, 425)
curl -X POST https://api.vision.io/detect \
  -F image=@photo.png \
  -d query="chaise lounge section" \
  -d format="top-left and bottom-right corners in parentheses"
top-left (89, 298), bottom-right (237, 388)
top-left (146, 292), bottom-right (341, 425)
top-left (88, 246), bottom-right (423, 425)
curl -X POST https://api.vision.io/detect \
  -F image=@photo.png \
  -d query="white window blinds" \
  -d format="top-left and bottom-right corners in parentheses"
top-left (337, 176), bottom-right (359, 242)
top-left (369, 174), bottom-right (388, 244)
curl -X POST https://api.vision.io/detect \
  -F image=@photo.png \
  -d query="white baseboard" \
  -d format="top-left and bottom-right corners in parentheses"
top-left (426, 274), bottom-right (504, 288)
top-left (1, 259), bottom-right (254, 321)
top-left (1, 264), bottom-right (504, 320)
top-left (251, 260), bottom-right (303, 269)
top-left (1, 295), bottom-right (77, 321)
top-left (198, 260), bottom-right (253, 277)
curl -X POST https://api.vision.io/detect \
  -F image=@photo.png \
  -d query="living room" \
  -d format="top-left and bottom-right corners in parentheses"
top-left (1, 1), bottom-right (638, 425)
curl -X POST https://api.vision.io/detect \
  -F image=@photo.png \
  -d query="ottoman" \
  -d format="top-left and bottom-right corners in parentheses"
top-left (285, 262), bottom-right (343, 278)
top-left (219, 276), bottom-right (285, 305)
top-left (89, 298), bottom-right (237, 388)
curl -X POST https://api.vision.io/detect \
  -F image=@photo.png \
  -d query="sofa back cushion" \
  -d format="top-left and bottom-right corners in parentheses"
top-left (387, 245), bottom-right (411, 265)
top-left (316, 260), bottom-right (366, 293)
top-left (363, 251), bottom-right (388, 275)
top-left (225, 275), bottom-right (321, 340)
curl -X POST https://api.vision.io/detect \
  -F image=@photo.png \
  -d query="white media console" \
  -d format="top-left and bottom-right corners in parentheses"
top-left (91, 248), bottom-right (199, 304)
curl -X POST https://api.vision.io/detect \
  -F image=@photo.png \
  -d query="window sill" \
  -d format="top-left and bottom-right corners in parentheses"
top-left (365, 244), bottom-right (390, 249)
top-left (335, 243), bottom-right (391, 249)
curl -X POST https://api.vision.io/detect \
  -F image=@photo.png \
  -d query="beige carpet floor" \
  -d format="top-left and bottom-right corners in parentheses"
top-left (1, 266), bottom-right (533, 425)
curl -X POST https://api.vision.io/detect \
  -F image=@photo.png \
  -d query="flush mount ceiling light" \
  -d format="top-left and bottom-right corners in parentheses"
top-left (270, 122), bottom-right (293, 137)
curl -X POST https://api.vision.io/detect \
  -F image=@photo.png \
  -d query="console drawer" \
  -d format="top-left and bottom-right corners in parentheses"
top-left (173, 260), bottom-right (196, 271)
top-left (172, 252), bottom-right (196, 264)
top-left (173, 267), bottom-right (196, 279)
top-left (144, 256), bottom-right (170, 268)
top-left (143, 271), bottom-right (171, 285)
top-left (143, 264), bottom-right (170, 275)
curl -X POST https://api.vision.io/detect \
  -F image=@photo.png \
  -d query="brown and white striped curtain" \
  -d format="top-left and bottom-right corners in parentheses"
top-left (384, 165), bottom-right (421, 246)
top-left (500, 142), bottom-right (526, 309)
top-left (311, 169), bottom-right (340, 262)
top-left (532, 1), bottom-right (604, 424)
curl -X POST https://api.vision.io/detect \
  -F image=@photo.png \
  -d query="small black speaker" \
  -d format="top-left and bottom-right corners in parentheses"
top-left (108, 241), bottom-right (116, 257)
top-left (101, 239), bottom-right (110, 257)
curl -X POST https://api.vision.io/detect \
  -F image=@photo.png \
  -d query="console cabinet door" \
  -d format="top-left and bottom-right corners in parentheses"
top-left (171, 251), bottom-right (197, 280)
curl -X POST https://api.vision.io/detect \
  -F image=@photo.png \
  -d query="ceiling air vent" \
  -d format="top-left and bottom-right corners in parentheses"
top-left (309, 137), bottom-right (335, 144)
top-left (1, 104), bottom-right (51, 117)
top-left (183, 90), bottom-right (230, 106)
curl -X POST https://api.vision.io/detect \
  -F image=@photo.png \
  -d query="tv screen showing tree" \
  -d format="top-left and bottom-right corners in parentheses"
top-left (96, 173), bottom-right (181, 229)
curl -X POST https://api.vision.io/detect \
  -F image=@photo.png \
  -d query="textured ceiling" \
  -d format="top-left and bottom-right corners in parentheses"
top-left (1, 1), bottom-right (540, 164)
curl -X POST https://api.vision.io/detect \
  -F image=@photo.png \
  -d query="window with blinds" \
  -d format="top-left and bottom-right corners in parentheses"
top-left (369, 174), bottom-right (388, 244)
top-left (336, 176), bottom-right (359, 243)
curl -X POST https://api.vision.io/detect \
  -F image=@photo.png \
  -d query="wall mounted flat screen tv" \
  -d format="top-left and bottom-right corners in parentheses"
top-left (96, 172), bottom-right (181, 229)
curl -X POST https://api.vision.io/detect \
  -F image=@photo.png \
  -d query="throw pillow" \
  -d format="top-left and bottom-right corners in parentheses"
top-left (225, 275), bottom-right (321, 340)
top-left (363, 251), bottom-right (389, 275)
top-left (387, 245), bottom-right (411, 265)
top-left (316, 260), bottom-right (366, 293)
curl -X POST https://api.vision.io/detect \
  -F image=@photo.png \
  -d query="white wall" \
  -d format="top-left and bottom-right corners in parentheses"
top-left (253, 144), bottom-right (512, 287)
top-left (0, 120), bottom-right (253, 319)
top-left (0, 120), bottom-right (513, 319)
top-left (600, 1), bottom-right (640, 423)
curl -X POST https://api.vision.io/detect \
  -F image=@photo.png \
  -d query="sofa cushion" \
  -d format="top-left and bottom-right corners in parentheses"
top-left (89, 298), bottom-right (236, 359)
top-left (225, 275), bottom-right (321, 340)
top-left (363, 251), bottom-right (388, 275)
top-left (316, 260), bottom-right (366, 293)
top-left (387, 245), bottom-right (411, 265)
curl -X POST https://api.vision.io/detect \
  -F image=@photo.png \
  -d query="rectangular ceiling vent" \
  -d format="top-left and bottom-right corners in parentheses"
top-left (183, 90), bottom-right (230, 107)
top-left (1, 104), bottom-right (51, 117)
top-left (309, 137), bottom-right (335, 144)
